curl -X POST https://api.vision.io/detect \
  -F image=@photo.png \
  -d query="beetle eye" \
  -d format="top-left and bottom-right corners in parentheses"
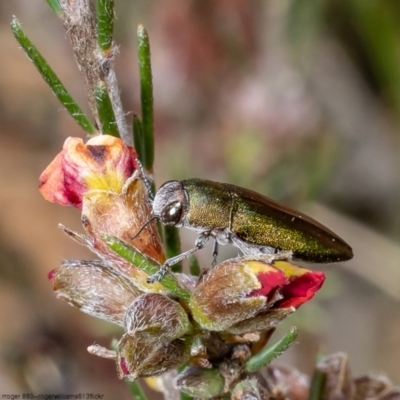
top-left (161, 201), bottom-right (182, 225)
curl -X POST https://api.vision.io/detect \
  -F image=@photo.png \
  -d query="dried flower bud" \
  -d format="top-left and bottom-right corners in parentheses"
top-left (189, 258), bottom-right (324, 332)
top-left (381, 388), bottom-right (400, 400)
top-left (231, 378), bottom-right (264, 400)
top-left (124, 293), bottom-right (192, 341)
top-left (227, 307), bottom-right (294, 335)
top-left (354, 374), bottom-right (398, 400)
top-left (174, 366), bottom-right (225, 398)
top-left (117, 333), bottom-right (191, 381)
top-left (60, 224), bottom-right (168, 294)
top-left (264, 364), bottom-right (309, 400)
top-left (314, 353), bottom-right (354, 400)
top-left (49, 260), bottom-right (141, 326)
top-left (81, 174), bottom-right (164, 264)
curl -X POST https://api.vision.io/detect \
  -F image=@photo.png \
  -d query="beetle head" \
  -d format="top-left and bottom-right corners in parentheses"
top-left (153, 180), bottom-right (187, 226)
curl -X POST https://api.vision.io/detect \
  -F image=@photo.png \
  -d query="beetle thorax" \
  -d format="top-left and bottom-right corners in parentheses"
top-left (153, 180), bottom-right (187, 226)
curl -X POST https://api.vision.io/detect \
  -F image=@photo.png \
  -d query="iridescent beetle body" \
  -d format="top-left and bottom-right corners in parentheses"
top-left (146, 178), bottom-right (353, 282)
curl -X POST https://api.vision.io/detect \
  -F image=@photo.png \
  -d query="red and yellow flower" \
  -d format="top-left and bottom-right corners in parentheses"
top-left (189, 258), bottom-right (325, 333)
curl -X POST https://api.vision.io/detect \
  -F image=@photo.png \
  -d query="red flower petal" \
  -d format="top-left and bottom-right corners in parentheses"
top-left (249, 268), bottom-right (287, 298)
top-left (47, 269), bottom-right (56, 281)
top-left (119, 356), bottom-right (130, 376)
top-left (277, 271), bottom-right (325, 309)
top-left (39, 151), bottom-right (83, 208)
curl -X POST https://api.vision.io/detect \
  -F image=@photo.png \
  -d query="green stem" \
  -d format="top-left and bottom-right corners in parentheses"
top-left (95, 80), bottom-right (120, 137)
top-left (126, 380), bottom-right (148, 400)
top-left (245, 326), bottom-right (298, 372)
top-left (308, 370), bottom-right (327, 400)
top-left (137, 25), bottom-right (154, 171)
top-left (10, 17), bottom-right (96, 134)
top-left (164, 226), bottom-right (182, 273)
top-left (101, 234), bottom-right (191, 302)
top-left (97, 0), bottom-right (114, 54)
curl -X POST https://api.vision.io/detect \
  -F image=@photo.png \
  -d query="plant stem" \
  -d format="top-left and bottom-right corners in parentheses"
top-left (308, 370), bottom-right (327, 400)
top-left (127, 380), bottom-right (148, 400)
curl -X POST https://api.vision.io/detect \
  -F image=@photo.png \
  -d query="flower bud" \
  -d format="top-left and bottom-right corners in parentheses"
top-left (354, 374), bottom-right (393, 400)
top-left (264, 364), bottom-right (309, 400)
top-left (189, 258), bottom-right (324, 332)
top-left (117, 333), bottom-right (191, 381)
top-left (40, 135), bottom-right (166, 292)
top-left (49, 260), bottom-right (141, 326)
top-left (231, 378), bottom-right (264, 400)
top-left (125, 293), bottom-right (192, 341)
top-left (314, 353), bottom-right (354, 400)
top-left (174, 366), bottom-right (225, 399)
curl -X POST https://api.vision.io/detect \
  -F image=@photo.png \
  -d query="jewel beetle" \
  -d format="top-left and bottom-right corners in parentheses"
top-left (138, 176), bottom-right (353, 283)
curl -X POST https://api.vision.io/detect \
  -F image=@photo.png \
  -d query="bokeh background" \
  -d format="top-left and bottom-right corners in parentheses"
top-left (1, 0), bottom-right (399, 398)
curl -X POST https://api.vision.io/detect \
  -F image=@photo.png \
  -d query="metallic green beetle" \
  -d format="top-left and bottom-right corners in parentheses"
top-left (145, 178), bottom-right (353, 282)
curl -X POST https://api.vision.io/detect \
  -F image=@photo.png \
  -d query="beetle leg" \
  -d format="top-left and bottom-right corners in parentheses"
top-left (239, 250), bottom-right (293, 264)
top-left (147, 232), bottom-right (210, 283)
top-left (211, 240), bottom-right (219, 267)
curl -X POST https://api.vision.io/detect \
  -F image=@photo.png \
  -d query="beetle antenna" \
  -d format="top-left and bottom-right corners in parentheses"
top-left (136, 158), bottom-right (154, 202)
top-left (130, 216), bottom-right (159, 241)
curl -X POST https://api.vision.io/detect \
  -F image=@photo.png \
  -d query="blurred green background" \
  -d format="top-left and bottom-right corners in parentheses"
top-left (0, 0), bottom-right (399, 398)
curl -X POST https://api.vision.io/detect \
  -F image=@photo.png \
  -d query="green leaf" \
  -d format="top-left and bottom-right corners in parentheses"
top-left (46, 0), bottom-right (62, 14)
top-left (308, 370), bottom-right (327, 400)
top-left (101, 234), bottom-right (191, 302)
top-left (189, 255), bottom-right (201, 276)
top-left (245, 326), bottom-right (298, 372)
top-left (133, 115), bottom-right (145, 163)
top-left (164, 226), bottom-right (182, 273)
top-left (10, 17), bottom-right (95, 134)
top-left (137, 25), bottom-right (154, 171)
top-left (95, 80), bottom-right (120, 137)
top-left (126, 380), bottom-right (148, 400)
top-left (349, 0), bottom-right (400, 123)
top-left (97, 0), bottom-right (114, 54)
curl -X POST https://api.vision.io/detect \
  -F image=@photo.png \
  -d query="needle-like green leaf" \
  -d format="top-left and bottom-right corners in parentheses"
top-left (45, 0), bottom-right (62, 14)
top-left (101, 234), bottom-right (191, 302)
top-left (11, 17), bottom-right (96, 134)
top-left (97, 0), bottom-right (114, 54)
top-left (165, 226), bottom-right (182, 273)
top-left (189, 255), bottom-right (201, 276)
top-left (137, 25), bottom-right (154, 171)
top-left (95, 80), bottom-right (120, 137)
top-left (133, 115), bottom-right (145, 163)
top-left (245, 326), bottom-right (298, 372)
